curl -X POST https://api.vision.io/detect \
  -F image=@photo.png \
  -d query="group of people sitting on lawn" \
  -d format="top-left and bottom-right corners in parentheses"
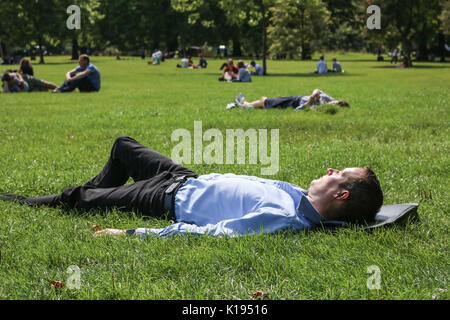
top-left (315, 56), bottom-right (343, 74)
top-left (218, 59), bottom-right (263, 82)
top-left (176, 54), bottom-right (208, 69)
top-left (1, 54), bottom-right (101, 93)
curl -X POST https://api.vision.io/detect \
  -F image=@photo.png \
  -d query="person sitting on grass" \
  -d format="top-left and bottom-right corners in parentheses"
top-left (227, 89), bottom-right (349, 110)
top-left (177, 56), bottom-right (189, 68)
top-left (1, 71), bottom-right (58, 92)
top-left (315, 55), bottom-right (328, 74)
top-left (148, 49), bottom-right (163, 65)
top-left (219, 58), bottom-right (239, 81)
top-left (198, 54), bottom-right (208, 69)
top-left (250, 60), bottom-right (264, 76)
top-left (53, 54), bottom-right (101, 93)
top-left (0, 136), bottom-right (383, 238)
top-left (19, 58), bottom-right (34, 76)
top-left (231, 60), bottom-right (252, 82)
top-left (397, 56), bottom-right (411, 69)
top-left (329, 58), bottom-right (343, 73)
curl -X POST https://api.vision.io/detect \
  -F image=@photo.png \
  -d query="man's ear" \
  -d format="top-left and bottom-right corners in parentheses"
top-left (336, 190), bottom-right (350, 200)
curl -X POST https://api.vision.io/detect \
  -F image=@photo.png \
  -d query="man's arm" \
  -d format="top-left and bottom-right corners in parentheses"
top-left (95, 208), bottom-right (305, 238)
top-left (67, 69), bottom-right (91, 83)
top-left (66, 68), bottom-right (78, 80)
top-left (15, 72), bottom-right (24, 87)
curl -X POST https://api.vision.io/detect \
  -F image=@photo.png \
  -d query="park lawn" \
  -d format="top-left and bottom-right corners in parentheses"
top-left (0, 53), bottom-right (448, 300)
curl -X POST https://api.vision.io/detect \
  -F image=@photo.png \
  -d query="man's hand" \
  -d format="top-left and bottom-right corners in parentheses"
top-left (94, 228), bottom-right (127, 238)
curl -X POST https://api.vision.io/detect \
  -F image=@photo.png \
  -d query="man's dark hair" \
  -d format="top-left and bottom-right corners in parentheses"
top-left (331, 167), bottom-right (383, 224)
top-left (1, 72), bottom-right (11, 82)
top-left (79, 54), bottom-right (90, 63)
top-left (320, 56), bottom-right (324, 60)
top-left (250, 61), bottom-right (256, 66)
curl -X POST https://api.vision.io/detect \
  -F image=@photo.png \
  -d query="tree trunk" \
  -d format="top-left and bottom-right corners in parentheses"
top-left (402, 39), bottom-right (412, 67)
top-left (71, 38), bottom-right (79, 60)
top-left (437, 33), bottom-right (446, 62)
top-left (417, 42), bottom-right (428, 61)
top-left (38, 36), bottom-right (45, 64)
top-left (232, 38), bottom-right (242, 57)
top-left (0, 42), bottom-right (5, 61)
top-left (262, 6), bottom-right (267, 75)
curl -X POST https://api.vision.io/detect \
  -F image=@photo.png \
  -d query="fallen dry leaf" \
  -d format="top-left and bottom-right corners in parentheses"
top-left (51, 280), bottom-right (64, 289)
top-left (252, 290), bottom-right (270, 300)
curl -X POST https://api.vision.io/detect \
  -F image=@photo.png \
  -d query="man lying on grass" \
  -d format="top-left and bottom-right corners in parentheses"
top-left (0, 136), bottom-right (383, 238)
top-left (227, 89), bottom-right (349, 110)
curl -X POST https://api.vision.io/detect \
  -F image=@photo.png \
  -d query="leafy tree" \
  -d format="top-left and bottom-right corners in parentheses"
top-left (268, 0), bottom-right (330, 60)
top-left (98, 0), bottom-right (184, 53)
top-left (439, 0), bottom-right (450, 36)
top-left (13, 0), bottom-right (64, 64)
top-left (359, 0), bottom-right (444, 65)
top-left (0, 2), bottom-right (20, 60)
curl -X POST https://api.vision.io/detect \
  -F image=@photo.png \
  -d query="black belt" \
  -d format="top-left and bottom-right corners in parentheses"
top-left (163, 175), bottom-right (188, 214)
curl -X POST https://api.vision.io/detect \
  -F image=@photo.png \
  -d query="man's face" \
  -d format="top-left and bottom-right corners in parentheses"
top-left (78, 58), bottom-right (88, 68)
top-left (309, 168), bottom-right (366, 198)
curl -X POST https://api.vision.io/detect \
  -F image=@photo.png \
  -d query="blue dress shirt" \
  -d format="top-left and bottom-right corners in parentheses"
top-left (75, 63), bottom-right (101, 90)
top-left (133, 173), bottom-right (326, 238)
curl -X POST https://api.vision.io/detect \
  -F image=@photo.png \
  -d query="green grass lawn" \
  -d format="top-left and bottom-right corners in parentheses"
top-left (0, 53), bottom-right (448, 299)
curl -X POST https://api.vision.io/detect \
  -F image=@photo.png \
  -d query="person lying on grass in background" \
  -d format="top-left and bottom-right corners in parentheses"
top-left (1, 136), bottom-right (383, 238)
top-left (53, 54), bottom-right (101, 93)
top-left (1, 71), bottom-right (58, 92)
top-left (1, 71), bottom-right (29, 93)
top-left (227, 89), bottom-right (349, 110)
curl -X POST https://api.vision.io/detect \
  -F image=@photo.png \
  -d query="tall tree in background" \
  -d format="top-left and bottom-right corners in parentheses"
top-left (98, 0), bottom-right (183, 53)
top-left (172, 0), bottom-right (274, 74)
top-left (360, 0), bottom-right (445, 65)
top-left (268, 0), bottom-right (330, 60)
top-left (0, 2), bottom-right (19, 61)
top-left (219, 0), bottom-right (275, 74)
top-left (56, 0), bottom-right (104, 60)
top-left (15, 0), bottom-right (62, 64)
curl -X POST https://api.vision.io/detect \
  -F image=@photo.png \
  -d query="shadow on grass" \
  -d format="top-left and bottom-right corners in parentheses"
top-left (37, 61), bottom-right (79, 65)
top-left (265, 72), bottom-right (364, 77)
top-left (371, 64), bottom-right (450, 69)
top-left (203, 72), bottom-right (364, 78)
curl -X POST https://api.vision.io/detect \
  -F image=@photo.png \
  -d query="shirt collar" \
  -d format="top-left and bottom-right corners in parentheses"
top-left (298, 192), bottom-right (326, 225)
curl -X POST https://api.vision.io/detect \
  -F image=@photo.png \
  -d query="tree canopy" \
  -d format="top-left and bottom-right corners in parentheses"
top-left (0, 0), bottom-right (447, 66)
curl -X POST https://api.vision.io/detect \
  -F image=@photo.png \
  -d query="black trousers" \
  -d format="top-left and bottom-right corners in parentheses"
top-left (45, 136), bottom-right (197, 217)
top-left (264, 96), bottom-right (305, 109)
top-left (59, 73), bottom-right (98, 93)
